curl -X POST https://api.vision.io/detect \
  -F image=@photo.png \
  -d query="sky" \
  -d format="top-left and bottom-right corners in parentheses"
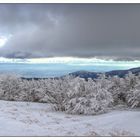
top-left (0, 4), bottom-right (140, 60)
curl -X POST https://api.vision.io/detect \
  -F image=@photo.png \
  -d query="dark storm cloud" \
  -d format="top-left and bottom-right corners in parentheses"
top-left (0, 4), bottom-right (140, 59)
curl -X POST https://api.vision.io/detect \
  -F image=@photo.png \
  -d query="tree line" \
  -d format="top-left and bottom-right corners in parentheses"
top-left (0, 72), bottom-right (139, 115)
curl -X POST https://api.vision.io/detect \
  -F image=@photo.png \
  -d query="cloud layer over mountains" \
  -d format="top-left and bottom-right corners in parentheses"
top-left (0, 4), bottom-right (140, 60)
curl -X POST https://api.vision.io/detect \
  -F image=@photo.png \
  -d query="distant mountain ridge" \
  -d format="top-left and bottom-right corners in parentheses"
top-left (21, 67), bottom-right (140, 80)
top-left (68, 67), bottom-right (140, 79)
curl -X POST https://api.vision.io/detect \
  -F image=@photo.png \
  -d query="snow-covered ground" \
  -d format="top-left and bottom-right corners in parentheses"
top-left (0, 100), bottom-right (139, 136)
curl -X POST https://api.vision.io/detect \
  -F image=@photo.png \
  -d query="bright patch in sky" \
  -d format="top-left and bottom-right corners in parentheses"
top-left (0, 36), bottom-right (8, 48)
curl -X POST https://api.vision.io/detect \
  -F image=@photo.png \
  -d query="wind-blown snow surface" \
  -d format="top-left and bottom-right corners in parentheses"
top-left (0, 100), bottom-right (140, 136)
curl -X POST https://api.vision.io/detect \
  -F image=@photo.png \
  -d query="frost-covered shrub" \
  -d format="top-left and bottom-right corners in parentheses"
top-left (64, 77), bottom-right (113, 115)
top-left (20, 79), bottom-right (45, 102)
top-left (40, 76), bottom-right (74, 111)
top-left (108, 76), bottom-right (126, 105)
top-left (125, 82), bottom-right (140, 108)
top-left (124, 72), bottom-right (138, 89)
top-left (122, 72), bottom-right (140, 108)
top-left (0, 74), bottom-right (22, 101)
top-left (0, 74), bottom-right (46, 102)
top-left (107, 72), bottom-right (140, 106)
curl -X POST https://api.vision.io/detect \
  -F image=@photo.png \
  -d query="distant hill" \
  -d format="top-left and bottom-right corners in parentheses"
top-left (21, 67), bottom-right (140, 80)
top-left (68, 67), bottom-right (140, 79)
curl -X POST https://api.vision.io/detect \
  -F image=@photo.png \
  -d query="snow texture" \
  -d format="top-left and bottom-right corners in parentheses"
top-left (0, 100), bottom-right (139, 136)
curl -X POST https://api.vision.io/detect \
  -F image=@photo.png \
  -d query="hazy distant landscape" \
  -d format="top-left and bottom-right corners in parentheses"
top-left (0, 57), bottom-right (140, 78)
top-left (0, 63), bottom-right (136, 78)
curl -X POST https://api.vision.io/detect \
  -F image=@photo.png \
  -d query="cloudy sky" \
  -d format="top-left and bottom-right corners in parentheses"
top-left (0, 4), bottom-right (140, 60)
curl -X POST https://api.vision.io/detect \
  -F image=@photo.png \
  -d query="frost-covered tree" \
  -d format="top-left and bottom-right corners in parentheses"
top-left (124, 72), bottom-right (138, 90)
top-left (64, 77), bottom-right (113, 115)
top-left (40, 76), bottom-right (74, 111)
top-left (20, 79), bottom-right (45, 102)
top-left (108, 76), bottom-right (126, 105)
top-left (0, 74), bottom-right (22, 101)
top-left (0, 75), bottom-right (46, 102)
top-left (124, 73), bottom-right (140, 108)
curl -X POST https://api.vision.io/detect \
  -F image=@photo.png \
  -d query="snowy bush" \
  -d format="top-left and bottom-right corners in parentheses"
top-left (125, 80), bottom-right (140, 108)
top-left (108, 76), bottom-right (126, 105)
top-left (21, 79), bottom-right (46, 102)
top-left (0, 74), bottom-right (23, 101)
top-left (122, 72), bottom-right (140, 108)
top-left (0, 75), bottom-right (46, 102)
top-left (126, 88), bottom-right (140, 108)
top-left (39, 76), bottom-right (74, 111)
top-left (64, 77), bottom-right (113, 115)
